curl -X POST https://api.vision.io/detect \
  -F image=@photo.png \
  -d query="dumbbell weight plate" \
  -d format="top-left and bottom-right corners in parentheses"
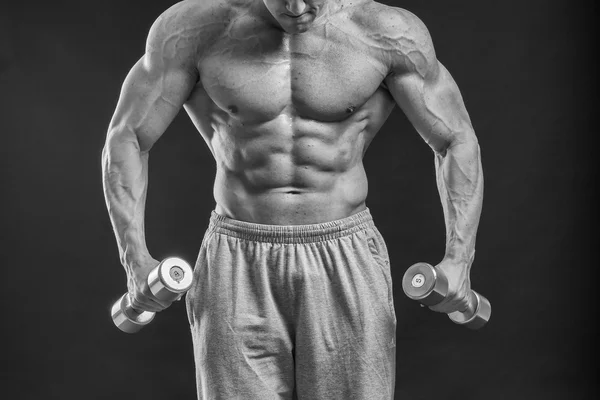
top-left (448, 290), bottom-right (492, 330)
top-left (148, 257), bottom-right (193, 302)
top-left (402, 262), bottom-right (449, 306)
top-left (111, 293), bottom-right (155, 333)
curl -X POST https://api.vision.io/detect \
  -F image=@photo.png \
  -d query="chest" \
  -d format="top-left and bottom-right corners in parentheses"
top-left (199, 23), bottom-right (389, 122)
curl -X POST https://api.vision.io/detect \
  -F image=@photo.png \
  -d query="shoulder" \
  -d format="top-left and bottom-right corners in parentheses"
top-left (145, 0), bottom-right (234, 60)
top-left (351, 1), bottom-right (437, 78)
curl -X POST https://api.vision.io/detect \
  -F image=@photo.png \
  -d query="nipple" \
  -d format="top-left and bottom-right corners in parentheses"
top-left (346, 105), bottom-right (356, 114)
top-left (228, 105), bottom-right (238, 114)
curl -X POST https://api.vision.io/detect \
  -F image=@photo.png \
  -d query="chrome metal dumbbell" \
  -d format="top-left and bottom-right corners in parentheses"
top-left (111, 257), bottom-right (193, 333)
top-left (402, 262), bottom-right (491, 329)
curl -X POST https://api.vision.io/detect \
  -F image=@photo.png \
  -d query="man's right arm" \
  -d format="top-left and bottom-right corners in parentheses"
top-left (102, 4), bottom-right (199, 312)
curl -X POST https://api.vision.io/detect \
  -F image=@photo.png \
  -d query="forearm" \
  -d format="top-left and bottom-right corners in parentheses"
top-left (435, 135), bottom-right (483, 265)
top-left (102, 128), bottom-right (152, 268)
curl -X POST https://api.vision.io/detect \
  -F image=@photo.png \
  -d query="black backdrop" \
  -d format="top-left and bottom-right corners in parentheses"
top-left (1, 1), bottom-right (597, 399)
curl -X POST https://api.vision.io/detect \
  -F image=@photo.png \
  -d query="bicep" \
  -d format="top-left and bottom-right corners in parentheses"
top-left (386, 61), bottom-right (475, 153)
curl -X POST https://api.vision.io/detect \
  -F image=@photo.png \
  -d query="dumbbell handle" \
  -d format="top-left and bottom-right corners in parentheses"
top-left (121, 290), bottom-right (186, 317)
top-left (402, 262), bottom-right (491, 329)
top-left (115, 287), bottom-right (186, 327)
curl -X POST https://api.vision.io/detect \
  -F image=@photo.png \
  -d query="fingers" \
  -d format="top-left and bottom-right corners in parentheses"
top-left (125, 259), bottom-right (172, 313)
top-left (428, 290), bottom-right (471, 314)
top-left (459, 292), bottom-right (472, 313)
top-left (128, 289), bottom-right (172, 313)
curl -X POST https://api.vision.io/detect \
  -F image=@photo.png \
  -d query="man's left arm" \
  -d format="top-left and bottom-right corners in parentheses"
top-left (384, 10), bottom-right (483, 314)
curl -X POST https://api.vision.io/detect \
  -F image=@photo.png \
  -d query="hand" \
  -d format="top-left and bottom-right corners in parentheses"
top-left (125, 256), bottom-right (173, 313)
top-left (428, 258), bottom-right (473, 314)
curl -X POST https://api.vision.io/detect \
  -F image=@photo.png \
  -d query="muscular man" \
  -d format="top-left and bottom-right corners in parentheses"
top-left (102, 0), bottom-right (483, 398)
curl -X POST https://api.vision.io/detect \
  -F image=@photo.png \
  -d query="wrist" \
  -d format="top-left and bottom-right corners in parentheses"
top-left (120, 245), bottom-right (152, 269)
top-left (443, 247), bottom-right (475, 267)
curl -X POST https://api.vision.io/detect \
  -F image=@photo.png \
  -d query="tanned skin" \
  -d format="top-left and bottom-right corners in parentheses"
top-left (102, 0), bottom-right (483, 315)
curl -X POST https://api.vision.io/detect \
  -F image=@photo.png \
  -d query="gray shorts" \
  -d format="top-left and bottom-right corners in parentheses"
top-left (186, 208), bottom-right (397, 399)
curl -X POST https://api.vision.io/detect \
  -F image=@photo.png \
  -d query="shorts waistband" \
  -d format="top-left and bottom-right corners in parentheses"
top-left (209, 208), bottom-right (375, 244)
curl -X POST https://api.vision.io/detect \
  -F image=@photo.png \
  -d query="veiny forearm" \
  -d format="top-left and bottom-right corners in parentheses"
top-left (102, 128), bottom-right (151, 267)
top-left (435, 136), bottom-right (483, 265)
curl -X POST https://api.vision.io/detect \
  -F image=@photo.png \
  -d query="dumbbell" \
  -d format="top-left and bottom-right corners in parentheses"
top-left (111, 257), bottom-right (193, 333)
top-left (402, 262), bottom-right (491, 329)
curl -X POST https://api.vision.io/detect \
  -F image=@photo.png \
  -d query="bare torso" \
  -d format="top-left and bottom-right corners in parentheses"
top-left (104, 0), bottom-right (482, 315)
top-left (182, 0), bottom-right (397, 224)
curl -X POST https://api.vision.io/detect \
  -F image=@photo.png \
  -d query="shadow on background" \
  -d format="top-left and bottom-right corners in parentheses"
top-left (0, 1), bottom-right (597, 399)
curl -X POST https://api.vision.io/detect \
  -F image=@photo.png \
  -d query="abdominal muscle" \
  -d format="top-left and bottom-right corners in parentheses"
top-left (209, 114), bottom-right (371, 225)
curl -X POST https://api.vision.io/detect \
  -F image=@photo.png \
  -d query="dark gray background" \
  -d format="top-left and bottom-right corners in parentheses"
top-left (1, 1), bottom-right (597, 399)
